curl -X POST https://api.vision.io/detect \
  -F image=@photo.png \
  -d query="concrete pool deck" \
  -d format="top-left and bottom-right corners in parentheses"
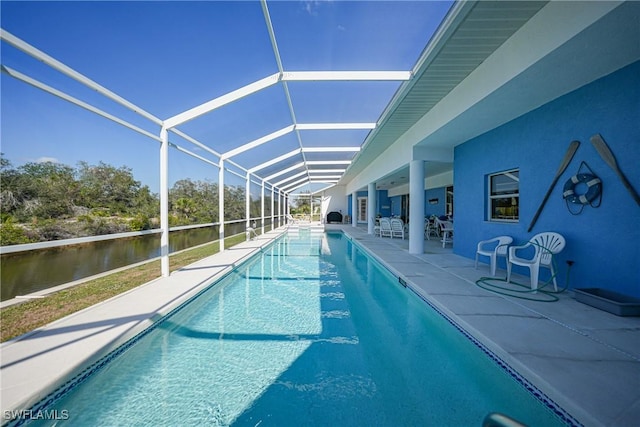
top-left (1, 224), bottom-right (639, 426)
top-left (334, 224), bottom-right (640, 427)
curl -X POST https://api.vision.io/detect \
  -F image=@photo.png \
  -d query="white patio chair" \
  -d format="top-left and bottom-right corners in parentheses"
top-left (379, 218), bottom-right (392, 238)
top-left (424, 218), bottom-right (439, 240)
top-left (372, 217), bottom-right (381, 237)
top-left (436, 219), bottom-right (453, 248)
top-left (390, 218), bottom-right (404, 239)
top-left (507, 232), bottom-right (565, 291)
top-left (475, 236), bottom-right (513, 276)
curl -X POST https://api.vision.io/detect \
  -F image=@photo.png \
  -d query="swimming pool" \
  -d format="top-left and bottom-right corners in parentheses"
top-left (18, 230), bottom-right (578, 426)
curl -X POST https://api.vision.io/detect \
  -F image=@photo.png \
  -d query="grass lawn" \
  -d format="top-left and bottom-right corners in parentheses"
top-left (0, 233), bottom-right (247, 342)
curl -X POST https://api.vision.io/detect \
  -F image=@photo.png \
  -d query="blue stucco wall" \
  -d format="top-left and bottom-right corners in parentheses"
top-left (454, 60), bottom-right (640, 296)
top-left (377, 190), bottom-right (391, 217)
top-left (390, 195), bottom-right (402, 217)
top-left (388, 188), bottom-right (447, 219)
top-left (425, 187), bottom-right (447, 218)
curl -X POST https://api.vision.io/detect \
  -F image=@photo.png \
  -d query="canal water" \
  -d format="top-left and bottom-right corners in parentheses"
top-left (1, 222), bottom-right (257, 301)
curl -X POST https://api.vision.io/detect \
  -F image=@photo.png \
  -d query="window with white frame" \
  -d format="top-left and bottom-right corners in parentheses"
top-left (488, 169), bottom-right (519, 221)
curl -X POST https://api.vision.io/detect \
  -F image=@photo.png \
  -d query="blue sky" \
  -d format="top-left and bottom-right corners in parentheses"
top-left (1, 1), bottom-right (452, 193)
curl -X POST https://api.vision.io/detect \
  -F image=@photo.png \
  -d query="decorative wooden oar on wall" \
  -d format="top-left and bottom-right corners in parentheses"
top-left (590, 133), bottom-right (640, 207)
top-left (527, 140), bottom-right (580, 232)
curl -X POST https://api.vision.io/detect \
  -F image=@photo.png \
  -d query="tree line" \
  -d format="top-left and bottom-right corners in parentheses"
top-left (0, 156), bottom-right (267, 245)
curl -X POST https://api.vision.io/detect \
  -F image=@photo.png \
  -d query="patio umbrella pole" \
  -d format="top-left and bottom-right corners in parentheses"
top-left (590, 133), bottom-right (640, 207)
top-left (527, 140), bottom-right (580, 232)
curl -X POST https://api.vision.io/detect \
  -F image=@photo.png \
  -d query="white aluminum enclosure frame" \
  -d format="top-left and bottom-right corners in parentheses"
top-left (0, 0), bottom-right (414, 277)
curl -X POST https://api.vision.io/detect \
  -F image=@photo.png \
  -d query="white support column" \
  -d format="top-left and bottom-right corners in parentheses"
top-left (261, 180), bottom-right (265, 235)
top-left (367, 182), bottom-right (377, 234)
top-left (219, 159), bottom-right (225, 252)
top-left (279, 191), bottom-right (283, 227)
top-left (310, 194), bottom-right (313, 222)
top-left (159, 127), bottom-right (170, 277)
top-left (351, 192), bottom-right (357, 227)
top-left (345, 194), bottom-right (350, 223)
top-left (271, 186), bottom-right (275, 230)
top-left (409, 160), bottom-right (425, 254)
top-left (278, 190), bottom-right (285, 227)
top-left (245, 172), bottom-right (251, 241)
top-left (276, 190), bottom-right (281, 227)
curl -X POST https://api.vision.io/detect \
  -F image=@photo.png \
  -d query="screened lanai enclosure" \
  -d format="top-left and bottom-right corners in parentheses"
top-left (0, 1), bottom-right (453, 299)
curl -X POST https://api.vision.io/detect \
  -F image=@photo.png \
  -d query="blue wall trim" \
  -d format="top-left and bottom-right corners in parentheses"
top-left (454, 60), bottom-right (640, 296)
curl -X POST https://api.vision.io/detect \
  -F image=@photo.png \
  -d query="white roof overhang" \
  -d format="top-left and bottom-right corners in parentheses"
top-left (341, 0), bottom-right (640, 194)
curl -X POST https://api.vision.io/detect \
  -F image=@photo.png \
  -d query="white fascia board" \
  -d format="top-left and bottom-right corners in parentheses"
top-left (221, 125), bottom-right (295, 160)
top-left (248, 148), bottom-right (302, 173)
top-left (309, 176), bottom-right (342, 180)
top-left (401, 2), bottom-right (622, 152)
top-left (281, 177), bottom-right (309, 191)
top-left (302, 147), bottom-right (360, 153)
top-left (310, 180), bottom-right (339, 183)
top-left (164, 73), bottom-right (280, 129)
top-left (274, 170), bottom-right (307, 187)
top-left (282, 71), bottom-right (411, 81)
top-left (263, 162), bottom-right (305, 181)
top-left (0, 29), bottom-right (163, 126)
top-left (306, 160), bottom-right (352, 165)
top-left (296, 123), bottom-right (376, 130)
top-left (346, 1), bottom-right (626, 195)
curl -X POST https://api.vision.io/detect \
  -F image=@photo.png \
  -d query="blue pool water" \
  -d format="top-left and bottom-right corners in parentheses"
top-left (24, 231), bottom-right (576, 426)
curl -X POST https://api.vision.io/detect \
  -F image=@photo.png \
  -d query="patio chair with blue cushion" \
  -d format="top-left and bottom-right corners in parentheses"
top-left (507, 232), bottom-right (565, 291)
top-left (475, 236), bottom-right (513, 276)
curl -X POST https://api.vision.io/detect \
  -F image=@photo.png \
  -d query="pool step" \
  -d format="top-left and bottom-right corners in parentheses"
top-left (287, 222), bottom-right (325, 233)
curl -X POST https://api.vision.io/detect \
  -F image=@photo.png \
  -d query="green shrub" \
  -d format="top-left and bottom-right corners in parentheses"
top-left (77, 214), bottom-right (94, 224)
top-left (0, 218), bottom-right (34, 245)
top-left (91, 208), bottom-right (110, 217)
top-left (129, 214), bottom-right (151, 231)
